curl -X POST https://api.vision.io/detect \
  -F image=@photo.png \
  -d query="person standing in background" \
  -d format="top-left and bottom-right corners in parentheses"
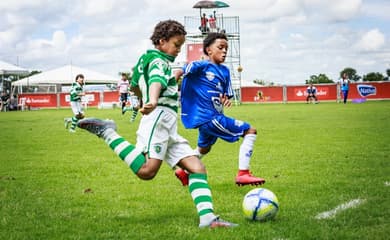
top-left (340, 73), bottom-right (350, 104)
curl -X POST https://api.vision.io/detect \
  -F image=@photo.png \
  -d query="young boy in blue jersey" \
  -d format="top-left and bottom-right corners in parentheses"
top-left (175, 32), bottom-right (265, 186)
top-left (76, 20), bottom-right (236, 228)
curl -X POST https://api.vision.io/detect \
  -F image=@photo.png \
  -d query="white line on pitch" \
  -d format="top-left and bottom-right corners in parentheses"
top-left (315, 198), bottom-right (366, 220)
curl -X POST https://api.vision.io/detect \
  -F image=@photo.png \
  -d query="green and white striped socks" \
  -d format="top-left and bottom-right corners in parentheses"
top-left (189, 173), bottom-right (217, 226)
top-left (102, 129), bottom-right (146, 174)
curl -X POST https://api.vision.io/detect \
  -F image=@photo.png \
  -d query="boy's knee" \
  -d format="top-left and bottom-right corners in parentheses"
top-left (137, 170), bottom-right (158, 180)
top-left (245, 127), bottom-right (257, 135)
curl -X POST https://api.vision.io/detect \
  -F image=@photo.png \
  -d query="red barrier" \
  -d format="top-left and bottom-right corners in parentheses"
top-left (347, 82), bottom-right (390, 100)
top-left (286, 84), bottom-right (337, 102)
top-left (241, 86), bottom-right (283, 102)
top-left (103, 91), bottom-right (120, 102)
top-left (59, 92), bottom-right (100, 107)
top-left (18, 93), bottom-right (58, 108)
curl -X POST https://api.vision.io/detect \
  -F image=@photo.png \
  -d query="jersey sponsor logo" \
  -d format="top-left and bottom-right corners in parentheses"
top-left (211, 96), bottom-right (223, 113)
top-left (357, 84), bottom-right (376, 97)
top-left (206, 71), bottom-right (215, 81)
top-left (234, 119), bottom-right (244, 127)
top-left (153, 144), bottom-right (162, 154)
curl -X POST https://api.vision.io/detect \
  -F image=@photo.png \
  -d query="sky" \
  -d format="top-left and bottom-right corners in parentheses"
top-left (0, 0), bottom-right (389, 85)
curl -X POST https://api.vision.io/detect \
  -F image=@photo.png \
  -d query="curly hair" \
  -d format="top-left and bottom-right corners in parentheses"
top-left (203, 32), bottom-right (228, 55)
top-left (150, 20), bottom-right (187, 46)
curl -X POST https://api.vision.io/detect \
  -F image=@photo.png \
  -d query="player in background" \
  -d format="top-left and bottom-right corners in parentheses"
top-left (122, 91), bottom-right (139, 123)
top-left (118, 73), bottom-right (130, 114)
top-left (77, 20), bottom-right (237, 228)
top-left (175, 32), bottom-right (265, 187)
top-left (306, 83), bottom-right (318, 103)
top-left (340, 73), bottom-right (350, 104)
top-left (64, 74), bottom-right (85, 133)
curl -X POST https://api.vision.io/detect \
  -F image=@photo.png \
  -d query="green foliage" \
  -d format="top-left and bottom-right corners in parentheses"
top-left (340, 67), bottom-right (361, 81)
top-left (305, 73), bottom-right (334, 84)
top-left (1, 103), bottom-right (390, 239)
top-left (363, 72), bottom-right (385, 82)
top-left (253, 79), bottom-right (274, 86)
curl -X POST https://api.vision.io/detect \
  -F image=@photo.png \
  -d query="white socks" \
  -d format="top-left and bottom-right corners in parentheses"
top-left (239, 134), bottom-right (257, 170)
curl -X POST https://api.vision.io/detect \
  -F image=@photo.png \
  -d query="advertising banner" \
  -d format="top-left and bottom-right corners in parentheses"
top-left (241, 86), bottom-right (284, 102)
top-left (18, 93), bottom-right (58, 108)
top-left (286, 85), bottom-right (337, 101)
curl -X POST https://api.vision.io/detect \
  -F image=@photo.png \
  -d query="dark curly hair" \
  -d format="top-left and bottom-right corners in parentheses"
top-left (150, 20), bottom-right (187, 46)
top-left (203, 32), bottom-right (228, 55)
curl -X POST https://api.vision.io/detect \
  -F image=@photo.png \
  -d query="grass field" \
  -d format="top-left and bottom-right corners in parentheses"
top-left (1, 101), bottom-right (389, 240)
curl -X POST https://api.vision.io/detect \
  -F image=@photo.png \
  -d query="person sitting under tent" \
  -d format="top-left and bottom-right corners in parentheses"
top-left (0, 91), bottom-right (10, 111)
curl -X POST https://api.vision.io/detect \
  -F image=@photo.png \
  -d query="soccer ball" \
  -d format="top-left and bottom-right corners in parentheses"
top-left (242, 188), bottom-right (279, 221)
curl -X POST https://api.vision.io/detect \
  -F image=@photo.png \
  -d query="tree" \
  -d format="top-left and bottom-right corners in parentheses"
top-left (363, 72), bottom-right (384, 82)
top-left (305, 73), bottom-right (334, 84)
top-left (385, 69), bottom-right (390, 81)
top-left (340, 67), bottom-right (361, 81)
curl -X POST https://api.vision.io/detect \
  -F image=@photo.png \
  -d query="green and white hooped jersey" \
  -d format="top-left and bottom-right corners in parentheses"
top-left (70, 82), bottom-right (83, 102)
top-left (132, 49), bottom-right (179, 112)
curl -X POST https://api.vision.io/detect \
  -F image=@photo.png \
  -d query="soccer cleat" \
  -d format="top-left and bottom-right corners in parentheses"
top-left (77, 118), bottom-right (117, 138)
top-left (199, 217), bottom-right (238, 228)
top-left (235, 171), bottom-right (265, 186)
top-left (64, 118), bottom-right (71, 129)
top-left (175, 168), bottom-right (189, 186)
top-left (69, 128), bottom-right (76, 133)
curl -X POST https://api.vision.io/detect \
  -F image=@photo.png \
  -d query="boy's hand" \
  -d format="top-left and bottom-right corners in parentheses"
top-left (220, 93), bottom-right (232, 108)
top-left (175, 69), bottom-right (184, 81)
top-left (140, 102), bottom-right (157, 115)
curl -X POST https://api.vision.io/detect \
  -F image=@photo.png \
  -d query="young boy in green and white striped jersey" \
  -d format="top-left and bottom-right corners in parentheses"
top-left (65, 74), bottom-right (85, 132)
top-left (77, 20), bottom-right (237, 228)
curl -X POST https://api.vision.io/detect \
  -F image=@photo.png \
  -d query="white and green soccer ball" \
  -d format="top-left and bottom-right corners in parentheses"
top-left (242, 188), bottom-right (279, 221)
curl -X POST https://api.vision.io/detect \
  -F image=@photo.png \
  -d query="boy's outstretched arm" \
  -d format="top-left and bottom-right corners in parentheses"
top-left (175, 69), bottom-right (184, 81)
top-left (140, 82), bottom-right (161, 115)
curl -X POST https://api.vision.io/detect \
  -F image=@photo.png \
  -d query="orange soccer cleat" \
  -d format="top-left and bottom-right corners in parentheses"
top-left (235, 170), bottom-right (266, 186)
top-left (175, 168), bottom-right (189, 186)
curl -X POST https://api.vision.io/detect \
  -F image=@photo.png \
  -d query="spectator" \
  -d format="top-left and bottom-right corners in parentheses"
top-left (306, 83), bottom-right (318, 103)
top-left (209, 14), bottom-right (217, 32)
top-left (0, 92), bottom-right (10, 112)
top-left (8, 95), bottom-right (18, 111)
top-left (199, 13), bottom-right (208, 34)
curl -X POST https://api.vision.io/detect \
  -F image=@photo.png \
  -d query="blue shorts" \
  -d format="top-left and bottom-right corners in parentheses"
top-left (198, 115), bottom-right (250, 148)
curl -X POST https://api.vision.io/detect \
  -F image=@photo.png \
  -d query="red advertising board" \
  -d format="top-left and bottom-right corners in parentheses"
top-left (241, 86), bottom-right (283, 102)
top-left (186, 43), bottom-right (205, 63)
top-left (103, 91), bottom-right (120, 102)
top-left (347, 82), bottom-right (390, 100)
top-left (18, 93), bottom-right (58, 108)
top-left (286, 85), bottom-right (337, 102)
top-left (59, 92), bottom-right (100, 107)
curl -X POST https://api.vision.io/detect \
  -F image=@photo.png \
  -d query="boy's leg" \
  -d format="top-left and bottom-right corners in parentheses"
top-left (77, 118), bottom-right (147, 175)
top-left (69, 116), bottom-right (78, 132)
top-left (204, 116), bottom-right (265, 186)
top-left (178, 156), bottom-right (237, 228)
top-left (236, 131), bottom-right (265, 186)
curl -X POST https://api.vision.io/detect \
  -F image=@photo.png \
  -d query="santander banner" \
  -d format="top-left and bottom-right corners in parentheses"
top-left (287, 85), bottom-right (337, 101)
top-left (19, 94), bottom-right (58, 108)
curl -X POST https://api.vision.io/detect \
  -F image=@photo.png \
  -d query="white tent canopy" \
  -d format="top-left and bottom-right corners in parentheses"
top-left (12, 64), bottom-right (118, 86)
top-left (0, 60), bottom-right (29, 75)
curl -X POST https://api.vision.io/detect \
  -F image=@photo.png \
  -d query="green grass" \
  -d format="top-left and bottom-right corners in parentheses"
top-left (1, 101), bottom-right (389, 240)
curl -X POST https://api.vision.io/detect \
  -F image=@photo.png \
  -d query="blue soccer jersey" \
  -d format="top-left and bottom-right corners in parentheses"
top-left (180, 60), bottom-right (234, 129)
